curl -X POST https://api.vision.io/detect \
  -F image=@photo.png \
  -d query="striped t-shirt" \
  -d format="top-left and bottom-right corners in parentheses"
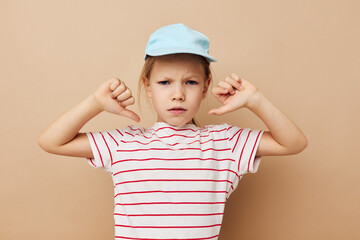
top-left (86, 122), bottom-right (264, 240)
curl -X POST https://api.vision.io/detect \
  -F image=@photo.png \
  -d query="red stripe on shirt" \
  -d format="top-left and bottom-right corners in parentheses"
top-left (114, 179), bottom-right (232, 187)
top-left (116, 129), bottom-right (124, 136)
top-left (113, 168), bottom-right (238, 178)
top-left (114, 190), bottom-right (228, 198)
top-left (232, 129), bottom-right (244, 152)
top-left (151, 126), bottom-right (227, 133)
top-left (107, 131), bottom-right (119, 146)
top-left (115, 223), bottom-right (221, 228)
top-left (88, 158), bottom-right (96, 167)
top-left (113, 157), bottom-right (235, 165)
top-left (227, 125), bottom-right (234, 131)
top-left (237, 131), bottom-right (251, 173)
top-left (115, 233), bottom-right (219, 240)
top-left (126, 132), bottom-right (200, 139)
top-left (116, 202), bottom-right (225, 206)
top-left (116, 147), bottom-right (231, 153)
top-left (89, 132), bottom-right (104, 167)
top-left (100, 132), bottom-right (113, 166)
top-left (114, 212), bottom-right (223, 217)
top-left (127, 126), bottom-right (145, 133)
top-left (247, 131), bottom-right (262, 172)
top-left (229, 128), bottom-right (242, 141)
top-left (155, 126), bottom-right (199, 132)
top-left (229, 174), bottom-right (243, 191)
top-left (120, 138), bottom-right (229, 146)
top-left (125, 128), bottom-right (228, 140)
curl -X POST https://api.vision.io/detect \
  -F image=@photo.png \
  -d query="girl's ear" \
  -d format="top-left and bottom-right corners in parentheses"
top-left (202, 77), bottom-right (211, 98)
top-left (143, 77), bottom-right (152, 98)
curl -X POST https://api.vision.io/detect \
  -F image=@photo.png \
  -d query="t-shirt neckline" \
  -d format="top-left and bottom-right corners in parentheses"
top-left (152, 122), bottom-right (198, 131)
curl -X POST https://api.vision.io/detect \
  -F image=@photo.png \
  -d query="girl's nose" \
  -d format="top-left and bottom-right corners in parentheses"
top-left (171, 85), bottom-right (185, 101)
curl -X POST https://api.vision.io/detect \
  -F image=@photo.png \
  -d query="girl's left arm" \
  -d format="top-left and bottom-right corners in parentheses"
top-left (209, 73), bottom-right (308, 157)
top-left (246, 90), bottom-right (308, 156)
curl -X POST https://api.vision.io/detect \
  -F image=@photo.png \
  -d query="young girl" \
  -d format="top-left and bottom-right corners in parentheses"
top-left (39, 23), bottom-right (307, 240)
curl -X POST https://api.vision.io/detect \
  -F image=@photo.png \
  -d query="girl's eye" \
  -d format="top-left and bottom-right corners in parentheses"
top-left (187, 80), bottom-right (198, 85)
top-left (158, 81), bottom-right (169, 85)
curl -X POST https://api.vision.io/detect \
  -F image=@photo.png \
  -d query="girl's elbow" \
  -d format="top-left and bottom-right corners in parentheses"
top-left (38, 135), bottom-right (56, 154)
top-left (301, 138), bottom-right (308, 152)
top-left (38, 135), bottom-right (50, 153)
top-left (292, 136), bottom-right (308, 154)
top-left (302, 136), bottom-right (308, 150)
top-left (300, 134), bottom-right (308, 150)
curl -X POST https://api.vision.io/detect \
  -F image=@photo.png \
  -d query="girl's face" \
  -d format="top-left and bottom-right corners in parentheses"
top-left (144, 54), bottom-right (210, 126)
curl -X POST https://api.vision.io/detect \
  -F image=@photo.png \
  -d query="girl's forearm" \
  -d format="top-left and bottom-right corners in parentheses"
top-left (247, 91), bottom-right (308, 153)
top-left (38, 95), bottom-right (102, 152)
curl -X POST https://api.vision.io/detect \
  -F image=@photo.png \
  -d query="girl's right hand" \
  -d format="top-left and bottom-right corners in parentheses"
top-left (93, 78), bottom-right (140, 122)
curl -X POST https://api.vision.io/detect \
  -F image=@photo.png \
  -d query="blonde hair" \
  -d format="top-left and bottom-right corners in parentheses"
top-left (137, 53), bottom-right (213, 126)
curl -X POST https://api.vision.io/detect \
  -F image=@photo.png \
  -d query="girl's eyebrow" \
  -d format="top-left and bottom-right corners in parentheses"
top-left (158, 74), bottom-right (202, 80)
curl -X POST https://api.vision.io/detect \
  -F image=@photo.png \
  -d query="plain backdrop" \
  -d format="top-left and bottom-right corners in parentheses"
top-left (1, 0), bottom-right (359, 239)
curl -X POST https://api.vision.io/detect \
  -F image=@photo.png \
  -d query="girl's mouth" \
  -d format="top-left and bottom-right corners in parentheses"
top-left (168, 107), bottom-right (187, 114)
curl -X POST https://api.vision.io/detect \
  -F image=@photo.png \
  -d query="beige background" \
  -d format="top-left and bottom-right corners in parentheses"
top-left (1, 0), bottom-right (359, 239)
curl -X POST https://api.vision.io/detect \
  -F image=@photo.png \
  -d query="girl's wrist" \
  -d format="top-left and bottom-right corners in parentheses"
top-left (246, 90), bottom-right (265, 111)
top-left (88, 94), bottom-right (104, 115)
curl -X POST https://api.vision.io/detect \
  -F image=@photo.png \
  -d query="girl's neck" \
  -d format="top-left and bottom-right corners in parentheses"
top-left (153, 121), bottom-right (197, 128)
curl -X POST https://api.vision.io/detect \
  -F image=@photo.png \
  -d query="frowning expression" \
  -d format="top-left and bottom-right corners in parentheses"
top-left (144, 54), bottom-right (210, 126)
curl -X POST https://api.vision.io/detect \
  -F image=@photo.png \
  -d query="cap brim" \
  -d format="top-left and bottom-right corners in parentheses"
top-left (145, 48), bottom-right (217, 62)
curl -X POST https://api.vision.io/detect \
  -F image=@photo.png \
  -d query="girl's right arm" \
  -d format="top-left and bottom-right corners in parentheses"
top-left (38, 78), bottom-right (140, 158)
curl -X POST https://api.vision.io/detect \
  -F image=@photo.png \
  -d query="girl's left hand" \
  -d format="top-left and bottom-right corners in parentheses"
top-left (208, 73), bottom-right (259, 115)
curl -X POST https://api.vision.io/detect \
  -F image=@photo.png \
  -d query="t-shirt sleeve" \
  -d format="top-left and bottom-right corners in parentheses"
top-left (225, 124), bottom-right (264, 175)
top-left (86, 129), bottom-right (122, 172)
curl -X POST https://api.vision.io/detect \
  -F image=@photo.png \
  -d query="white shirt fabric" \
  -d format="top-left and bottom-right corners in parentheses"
top-left (86, 122), bottom-right (264, 240)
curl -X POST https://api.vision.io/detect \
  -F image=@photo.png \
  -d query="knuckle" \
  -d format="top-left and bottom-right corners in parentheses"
top-left (128, 97), bottom-right (135, 104)
top-left (109, 78), bottom-right (121, 90)
top-left (121, 97), bottom-right (135, 107)
top-left (111, 92), bottom-right (117, 98)
top-left (119, 80), bottom-right (126, 86)
top-left (125, 88), bottom-right (132, 96)
top-left (231, 73), bottom-right (240, 80)
top-left (109, 78), bottom-right (120, 84)
top-left (118, 84), bottom-right (126, 92)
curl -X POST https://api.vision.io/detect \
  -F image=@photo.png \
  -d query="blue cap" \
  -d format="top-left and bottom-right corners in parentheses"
top-left (145, 23), bottom-right (217, 62)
